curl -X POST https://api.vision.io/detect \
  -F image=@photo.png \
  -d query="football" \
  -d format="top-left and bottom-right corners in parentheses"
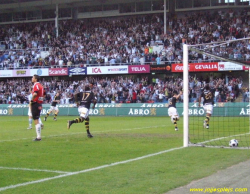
top-left (229, 139), bottom-right (238, 147)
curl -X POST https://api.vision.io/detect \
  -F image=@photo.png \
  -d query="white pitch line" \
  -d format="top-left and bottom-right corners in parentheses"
top-left (199, 132), bottom-right (250, 144)
top-left (0, 146), bottom-right (184, 192)
top-left (0, 167), bottom-right (70, 174)
top-left (0, 125), bottom-right (167, 143)
top-left (0, 137), bottom-right (31, 142)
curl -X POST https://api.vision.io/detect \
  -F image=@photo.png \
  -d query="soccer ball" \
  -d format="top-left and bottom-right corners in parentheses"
top-left (229, 139), bottom-right (238, 147)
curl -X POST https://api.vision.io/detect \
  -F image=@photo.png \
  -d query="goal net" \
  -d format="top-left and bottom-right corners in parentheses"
top-left (183, 38), bottom-right (250, 149)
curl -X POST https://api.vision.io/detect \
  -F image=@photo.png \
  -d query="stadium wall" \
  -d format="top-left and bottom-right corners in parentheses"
top-left (0, 103), bottom-right (249, 117)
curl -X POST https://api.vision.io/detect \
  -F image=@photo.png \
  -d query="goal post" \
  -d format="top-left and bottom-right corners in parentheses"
top-left (183, 38), bottom-right (250, 149)
top-left (183, 44), bottom-right (189, 147)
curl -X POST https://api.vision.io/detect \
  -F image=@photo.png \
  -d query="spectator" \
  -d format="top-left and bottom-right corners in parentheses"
top-left (243, 89), bottom-right (249, 102)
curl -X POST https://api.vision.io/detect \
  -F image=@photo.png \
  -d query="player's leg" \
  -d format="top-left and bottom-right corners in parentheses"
top-left (205, 113), bottom-right (211, 129)
top-left (67, 116), bottom-right (84, 129)
top-left (27, 107), bottom-right (32, 129)
top-left (28, 116), bottom-right (33, 129)
top-left (203, 105), bottom-right (208, 128)
top-left (68, 108), bottom-right (92, 138)
top-left (168, 107), bottom-right (174, 123)
top-left (168, 107), bottom-right (179, 131)
top-left (85, 117), bottom-right (93, 138)
top-left (172, 116), bottom-right (179, 131)
top-left (203, 105), bottom-right (212, 129)
top-left (53, 108), bottom-right (59, 121)
top-left (67, 107), bottom-right (87, 129)
top-left (175, 114), bottom-right (180, 131)
top-left (44, 108), bottom-right (52, 121)
top-left (39, 118), bottom-right (44, 129)
top-left (32, 103), bottom-right (42, 141)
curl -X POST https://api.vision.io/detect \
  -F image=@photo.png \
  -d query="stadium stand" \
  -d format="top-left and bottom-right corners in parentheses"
top-left (0, 1), bottom-right (249, 104)
top-left (0, 8), bottom-right (250, 69)
top-left (0, 74), bottom-right (246, 104)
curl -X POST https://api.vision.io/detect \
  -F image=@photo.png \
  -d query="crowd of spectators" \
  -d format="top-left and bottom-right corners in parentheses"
top-left (1, 8), bottom-right (250, 70)
top-left (0, 8), bottom-right (249, 105)
top-left (0, 74), bottom-right (247, 105)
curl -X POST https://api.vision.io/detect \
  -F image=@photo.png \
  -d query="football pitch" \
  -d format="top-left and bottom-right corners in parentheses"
top-left (0, 116), bottom-right (249, 194)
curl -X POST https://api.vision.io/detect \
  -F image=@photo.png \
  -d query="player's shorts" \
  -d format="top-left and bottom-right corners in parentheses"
top-left (168, 107), bottom-right (179, 119)
top-left (28, 107), bottom-right (32, 117)
top-left (31, 102), bottom-right (42, 120)
top-left (203, 104), bottom-right (213, 114)
top-left (78, 106), bottom-right (89, 119)
top-left (48, 106), bottom-right (59, 113)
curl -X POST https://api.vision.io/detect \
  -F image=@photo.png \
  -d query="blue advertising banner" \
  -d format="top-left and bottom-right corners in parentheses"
top-left (68, 67), bottom-right (87, 75)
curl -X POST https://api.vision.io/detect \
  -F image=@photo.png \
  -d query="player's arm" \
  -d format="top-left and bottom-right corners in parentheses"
top-left (30, 92), bottom-right (37, 104)
top-left (198, 93), bottom-right (202, 107)
top-left (55, 98), bottom-right (60, 103)
top-left (175, 90), bottom-right (182, 100)
top-left (92, 96), bottom-right (97, 109)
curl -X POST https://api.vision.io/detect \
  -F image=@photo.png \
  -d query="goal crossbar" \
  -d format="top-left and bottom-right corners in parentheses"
top-left (190, 47), bottom-right (250, 67)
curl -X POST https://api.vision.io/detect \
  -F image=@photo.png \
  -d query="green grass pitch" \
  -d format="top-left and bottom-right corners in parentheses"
top-left (189, 116), bottom-right (250, 147)
top-left (0, 116), bottom-right (249, 194)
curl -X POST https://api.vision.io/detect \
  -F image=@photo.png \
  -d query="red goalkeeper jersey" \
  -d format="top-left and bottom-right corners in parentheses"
top-left (32, 82), bottom-right (44, 104)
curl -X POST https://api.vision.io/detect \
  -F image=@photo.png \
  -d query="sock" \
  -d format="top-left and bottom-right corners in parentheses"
top-left (205, 116), bottom-right (210, 125)
top-left (39, 118), bottom-right (43, 125)
top-left (174, 118), bottom-right (177, 128)
top-left (29, 118), bottom-right (32, 127)
top-left (45, 113), bottom-right (50, 117)
top-left (36, 124), bottom-right (41, 139)
top-left (72, 117), bottom-right (84, 123)
top-left (54, 114), bottom-right (58, 119)
top-left (85, 120), bottom-right (90, 134)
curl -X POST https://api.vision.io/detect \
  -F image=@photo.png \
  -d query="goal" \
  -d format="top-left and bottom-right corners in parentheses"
top-left (183, 38), bottom-right (250, 149)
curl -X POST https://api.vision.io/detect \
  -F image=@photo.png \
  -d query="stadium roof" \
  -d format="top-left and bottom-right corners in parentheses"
top-left (0, 0), bottom-right (91, 4)
top-left (0, 0), bottom-right (106, 12)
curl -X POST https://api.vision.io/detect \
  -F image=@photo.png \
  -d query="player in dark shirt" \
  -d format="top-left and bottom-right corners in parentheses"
top-left (44, 92), bottom-right (61, 121)
top-left (67, 85), bottom-right (97, 138)
top-left (199, 79), bottom-right (221, 129)
top-left (168, 90), bottom-right (182, 131)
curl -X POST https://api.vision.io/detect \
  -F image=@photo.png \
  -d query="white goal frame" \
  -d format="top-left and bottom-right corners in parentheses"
top-left (183, 41), bottom-right (250, 147)
top-left (183, 44), bottom-right (189, 147)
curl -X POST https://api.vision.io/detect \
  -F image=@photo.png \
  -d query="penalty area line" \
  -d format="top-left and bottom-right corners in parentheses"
top-left (0, 167), bottom-right (71, 174)
top-left (0, 146), bottom-right (184, 192)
